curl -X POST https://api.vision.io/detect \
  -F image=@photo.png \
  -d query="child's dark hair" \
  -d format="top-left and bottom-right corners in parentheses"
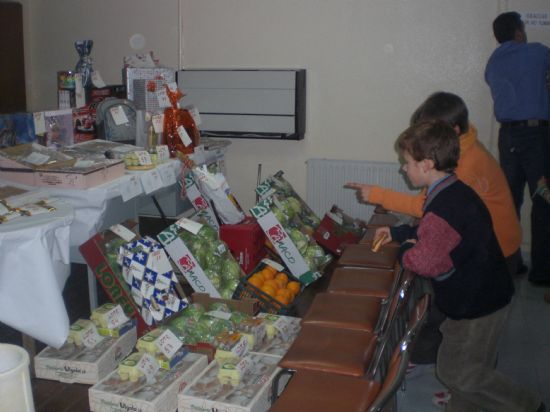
top-left (397, 119), bottom-right (459, 173)
top-left (410, 92), bottom-right (469, 135)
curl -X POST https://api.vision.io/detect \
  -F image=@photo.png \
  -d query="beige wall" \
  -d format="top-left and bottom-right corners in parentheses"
top-left (22, 0), bottom-right (550, 251)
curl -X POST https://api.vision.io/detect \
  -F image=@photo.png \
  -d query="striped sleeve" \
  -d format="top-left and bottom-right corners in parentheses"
top-left (402, 212), bottom-right (461, 277)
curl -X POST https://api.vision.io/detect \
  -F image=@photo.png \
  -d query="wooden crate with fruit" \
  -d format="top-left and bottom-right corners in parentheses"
top-left (233, 259), bottom-right (302, 315)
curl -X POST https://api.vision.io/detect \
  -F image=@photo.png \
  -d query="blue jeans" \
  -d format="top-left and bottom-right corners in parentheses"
top-left (498, 124), bottom-right (550, 280)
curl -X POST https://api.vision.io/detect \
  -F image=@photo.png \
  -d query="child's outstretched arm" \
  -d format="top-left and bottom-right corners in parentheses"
top-left (345, 182), bottom-right (425, 218)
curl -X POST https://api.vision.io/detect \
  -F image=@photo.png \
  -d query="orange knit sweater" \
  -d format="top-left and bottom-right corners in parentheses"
top-left (369, 125), bottom-right (521, 257)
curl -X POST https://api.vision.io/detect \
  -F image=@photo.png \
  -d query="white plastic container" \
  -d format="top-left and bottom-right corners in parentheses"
top-left (0, 344), bottom-right (35, 412)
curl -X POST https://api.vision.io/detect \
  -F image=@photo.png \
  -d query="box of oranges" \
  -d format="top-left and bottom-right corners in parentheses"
top-left (233, 259), bottom-right (301, 315)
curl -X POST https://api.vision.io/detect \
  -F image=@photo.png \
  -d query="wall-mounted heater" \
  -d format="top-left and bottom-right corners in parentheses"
top-left (177, 69), bottom-right (305, 140)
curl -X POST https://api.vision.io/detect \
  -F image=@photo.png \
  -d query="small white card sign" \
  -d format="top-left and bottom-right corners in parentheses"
top-left (91, 70), bottom-right (106, 88)
top-left (110, 224), bottom-right (136, 242)
top-left (33, 112), bottom-right (46, 135)
top-left (140, 169), bottom-right (164, 194)
top-left (110, 106), bottom-right (129, 126)
top-left (81, 324), bottom-right (104, 349)
top-left (177, 125), bottom-right (192, 147)
top-left (120, 175), bottom-right (142, 202)
top-left (136, 353), bottom-right (160, 382)
top-left (152, 114), bottom-right (164, 133)
top-left (155, 329), bottom-right (183, 359)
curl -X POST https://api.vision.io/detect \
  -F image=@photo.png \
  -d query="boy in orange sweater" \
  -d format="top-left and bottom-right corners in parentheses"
top-left (347, 92), bottom-right (522, 276)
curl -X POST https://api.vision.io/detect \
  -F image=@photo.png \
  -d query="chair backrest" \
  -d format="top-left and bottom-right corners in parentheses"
top-left (365, 294), bottom-right (430, 412)
top-left (367, 292), bottom-right (429, 380)
top-left (372, 268), bottom-right (414, 336)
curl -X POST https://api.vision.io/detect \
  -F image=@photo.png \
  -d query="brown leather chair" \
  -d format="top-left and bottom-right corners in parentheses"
top-left (327, 266), bottom-right (400, 300)
top-left (337, 243), bottom-right (399, 270)
top-left (367, 213), bottom-right (400, 228)
top-left (278, 272), bottom-right (416, 378)
top-left (270, 295), bottom-right (430, 412)
top-left (302, 270), bottom-right (414, 335)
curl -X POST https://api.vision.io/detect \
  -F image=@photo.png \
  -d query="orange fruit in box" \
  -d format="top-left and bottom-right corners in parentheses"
top-left (263, 279), bottom-right (280, 291)
top-left (261, 268), bottom-right (276, 281)
top-left (275, 272), bottom-right (289, 287)
top-left (248, 274), bottom-right (264, 289)
top-left (287, 281), bottom-right (301, 296)
top-left (260, 284), bottom-right (276, 297)
top-left (275, 289), bottom-right (293, 305)
top-left (264, 265), bottom-right (278, 275)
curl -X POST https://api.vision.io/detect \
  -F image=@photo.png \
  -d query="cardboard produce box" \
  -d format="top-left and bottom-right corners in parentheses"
top-left (251, 314), bottom-right (301, 358)
top-left (34, 323), bottom-right (137, 384)
top-left (250, 197), bottom-right (331, 286)
top-left (89, 352), bottom-right (208, 412)
top-left (157, 219), bottom-right (243, 299)
top-left (313, 205), bottom-right (367, 256)
top-left (220, 217), bottom-right (267, 274)
top-left (167, 293), bottom-right (260, 363)
top-left (179, 353), bottom-right (289, 412)
top-left (80, 221), bottom-right (154, 336)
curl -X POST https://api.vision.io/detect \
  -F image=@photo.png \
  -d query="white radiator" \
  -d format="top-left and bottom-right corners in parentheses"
top-left (306, 158), bottom-right (417, 221)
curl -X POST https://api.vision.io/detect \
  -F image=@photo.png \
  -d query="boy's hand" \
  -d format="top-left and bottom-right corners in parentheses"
top-left (344, 182), bottom-right (374, 203)
top-left (372, 227), bottom-right (392, 252)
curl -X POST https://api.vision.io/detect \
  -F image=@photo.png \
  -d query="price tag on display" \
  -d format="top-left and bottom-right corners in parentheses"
top-left (120, 175), bottom-right (143, 201)
top-left (110, 224), bottom-right (136, 242)
top-left (175, 217), bottom-right (203, 235)
top-left (33, 112), bottom-right (46, 135)
top-left (155, 329), bottom-right (183, 359)
top-left (156, 145), bottom-right (170, 162)
top-left (152, 114), bottom-right (164, 134)
top-left (135, 150), bottom-right (152, 165)
top-left (207, 310), bottom-right (232, 321)
top-left (91, 70), bottom-right (106, 88)
top-left (74, 73), bottom-right (86, 108)
top-left (81, 324), bottom-right (104, 348)
top-left (273, 316), bottom-right (293, 341)
top-left (105, 305), bottom-right (130, 329)
top-left (110, 106), bottom-right (129, 125)
top-left (160, 165), bottom-right (177, 186)
top-left (140, 169), bottom-right (163, 194)
top-left (156, 89), bottom-right (171, 109)
top-left (74, 159), bottom-right (95, 168)
top-left (147, 249), bottom-right (173, 274)
top-left (24, 152), bottom-right (49, 166)
top-left (327, 211), bottom-right (344, 226)
top-left (185, 105), bottom-right (201, 125)
top-left (177, 125), bottom-right (192, 147)
top-left (137, 353), bottom-right (160, 382)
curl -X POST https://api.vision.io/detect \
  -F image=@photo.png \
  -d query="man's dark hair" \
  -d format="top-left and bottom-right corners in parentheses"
top-left (411, 92), bottom-right (469, 135)
top-left (493, 12), bottom-right (523, 43)
top-left (397, 119), bottom-right (459, 173)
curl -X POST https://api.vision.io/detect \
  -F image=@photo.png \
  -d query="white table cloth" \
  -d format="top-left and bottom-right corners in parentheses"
top-left (0, 198), bottom-right (74, 348)
top-left (0, 159), bottom-right (180, 348)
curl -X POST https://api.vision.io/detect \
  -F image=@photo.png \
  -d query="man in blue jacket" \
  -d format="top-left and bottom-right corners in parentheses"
top-left (485, 11), bottom-right (550, 286)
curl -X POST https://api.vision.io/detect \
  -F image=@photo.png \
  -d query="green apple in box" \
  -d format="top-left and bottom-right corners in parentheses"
top-left (250, 197), bottom-right (321, 286)
top-left (157, 218), bottom-right (242, 298)
top-left (255, 170), bottom-right (321, 232)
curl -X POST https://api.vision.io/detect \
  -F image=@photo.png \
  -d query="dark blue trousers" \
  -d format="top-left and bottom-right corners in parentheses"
top-left (498, 124), bottom-right (550, 281)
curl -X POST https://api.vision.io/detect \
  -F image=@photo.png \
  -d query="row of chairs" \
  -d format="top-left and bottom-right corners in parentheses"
top-left (269, 211), bottom-right (429, 412)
